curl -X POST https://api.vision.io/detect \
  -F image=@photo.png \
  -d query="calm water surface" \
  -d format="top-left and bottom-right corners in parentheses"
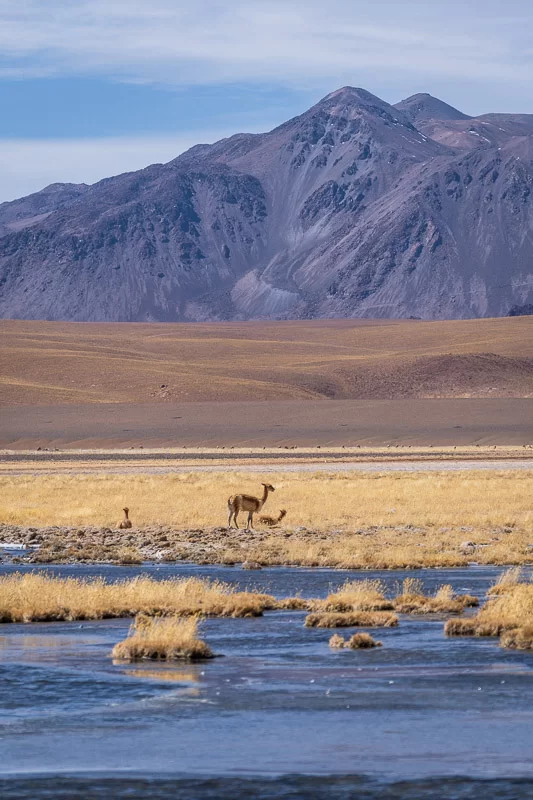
top-left (1, 562), bottom-right (533, 799)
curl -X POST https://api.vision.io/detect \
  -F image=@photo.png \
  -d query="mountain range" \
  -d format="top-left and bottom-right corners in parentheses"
top-left (0, 87), bottom-right (532, 322)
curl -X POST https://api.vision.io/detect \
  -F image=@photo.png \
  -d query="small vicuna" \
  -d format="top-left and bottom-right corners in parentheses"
top-left (259, 509), bottom-right (287, 527)
top-left (117, 507), bottom-right (132, 529)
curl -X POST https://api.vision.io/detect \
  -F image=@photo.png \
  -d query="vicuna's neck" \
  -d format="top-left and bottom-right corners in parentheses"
top-left (261, 486), bottom-right (269, 503)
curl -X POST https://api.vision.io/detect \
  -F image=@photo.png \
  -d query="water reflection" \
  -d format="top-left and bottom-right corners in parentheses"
top-left (119, 665), bottom-right (203, 684)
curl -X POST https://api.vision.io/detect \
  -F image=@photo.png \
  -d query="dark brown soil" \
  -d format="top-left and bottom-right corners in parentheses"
top-left (2, 398), bottom-right (533, 450)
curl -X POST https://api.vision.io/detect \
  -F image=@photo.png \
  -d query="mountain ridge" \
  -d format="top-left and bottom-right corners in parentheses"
top-left (0, 87), bottom-right (532, 322)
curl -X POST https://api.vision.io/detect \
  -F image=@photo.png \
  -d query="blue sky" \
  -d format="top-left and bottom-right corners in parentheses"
top-left (0, 0), bottom-right (532, 202)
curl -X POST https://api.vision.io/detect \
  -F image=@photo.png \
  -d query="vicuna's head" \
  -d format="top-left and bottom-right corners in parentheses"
top-left (123, 507), bottom-right (130, 514)
top-left (279, 509), bottom-right (287, 519)
top-left (262, 483), bottom-right (275, 492)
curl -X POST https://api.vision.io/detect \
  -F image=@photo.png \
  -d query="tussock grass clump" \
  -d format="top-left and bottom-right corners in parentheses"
top-left (445, 584), bottom-right (533, 641)
top-left (0, 573), bottom-right (275, 623)
top-left (488, 566), bottom-right (527, 595)
top-left (305, 611), bottom-right (398, 628)
top-left (393, 579), bottom-right (478, 614)
top-left (500, 625), bottom-right (533, 650)
top-left (113, 547), bottom-right (143, 565)
top-left (444, 618), bottom-right (496, 637)
top-left (274, 597), bottom-right (310, 610)
top-left (112, 615), bottom-right (213, 661)
top-left (318, 579), bottom-right (393, 612)
top-left (346, 632), bottom-right (382, 649)
top-left (329, 632), bottom-right (382, 649)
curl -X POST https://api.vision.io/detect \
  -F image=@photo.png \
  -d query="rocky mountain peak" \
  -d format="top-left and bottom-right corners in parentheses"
top-left (395, 92), bottom-right (470, 122)
top-left (316, 86), bottom-right (412, 126)
top-left (322, 86), bottom-right (387, 106)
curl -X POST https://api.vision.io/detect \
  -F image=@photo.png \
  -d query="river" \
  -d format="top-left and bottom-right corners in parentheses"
top-left (1, 563), bottom-right (533, 799)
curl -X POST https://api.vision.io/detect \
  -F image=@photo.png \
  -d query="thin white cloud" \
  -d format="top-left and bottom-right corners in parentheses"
top-left (0, 131), bottom-right (238, 203)
top-left (0, 0), bottom-right (531, 87)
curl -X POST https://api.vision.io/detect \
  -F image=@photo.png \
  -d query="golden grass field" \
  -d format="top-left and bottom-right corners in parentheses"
top-left (1, 469), bottom-right (532, 569)
top-left (1, 469), bottom-right (530, 529)
top-left (1, 316), bottom-right (532, 405)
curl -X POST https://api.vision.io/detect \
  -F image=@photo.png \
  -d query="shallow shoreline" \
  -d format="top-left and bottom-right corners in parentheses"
top-left (2, 521), bottom-right (532, 571)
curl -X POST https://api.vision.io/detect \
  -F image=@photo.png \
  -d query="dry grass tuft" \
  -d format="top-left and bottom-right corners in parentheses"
top-left (500, 624), bottom-right (533, 650)
top-left (393, 579), bottom-right (478, 614)
top-left (445, 583), bottom-right (533, 642)
top-left (111, 615), bottom-right (213, 661)
top-left (444, 618), bottom-right (495, 637)
top-left (488, 566), bottom-right (527, 595)
top-left (328, 632), bottom-right (382, 648)
top-left (345, 632), bottom-right (382, 649)
top-left (113, 547), bottom-right (143, 565)
top-left (329, 633), bottom-right (346, 648)
top-left (305, 611), bottom-right (398, 628)
top-left (455, 594), bottom-right (479, 608)
top-left (0, 573), bottom-right (275, 623)
top-left (274, 597), bottom-right (310, 610)
top-left (317, 579), bottom-right (393, 612)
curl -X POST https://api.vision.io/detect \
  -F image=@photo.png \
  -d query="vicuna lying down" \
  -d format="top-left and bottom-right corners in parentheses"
top-left (117, 507), bottom-right (132, 529)
top-left (259, 509), bottom-right (287, 527)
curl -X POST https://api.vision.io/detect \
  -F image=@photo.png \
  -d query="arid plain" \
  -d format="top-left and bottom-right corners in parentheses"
top-left (1, 316), bottom-right (533, 450)
top-left (1, 316), bottom-right (533, 571)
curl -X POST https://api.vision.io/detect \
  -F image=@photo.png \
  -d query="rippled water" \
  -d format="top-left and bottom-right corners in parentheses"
top-left (1, 563), bottom-right (533, 799)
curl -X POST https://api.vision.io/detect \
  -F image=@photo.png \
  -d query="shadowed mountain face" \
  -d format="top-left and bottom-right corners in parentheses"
top-left (0, 87), bottom-right (532, 322)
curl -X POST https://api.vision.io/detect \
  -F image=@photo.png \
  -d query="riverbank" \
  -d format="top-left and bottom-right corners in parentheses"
top-left (2, 518), bottom-right (532, 569)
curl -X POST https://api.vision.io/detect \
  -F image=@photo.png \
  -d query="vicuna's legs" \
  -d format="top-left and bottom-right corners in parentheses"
top-left (227, 496), bottom-right (239, 528)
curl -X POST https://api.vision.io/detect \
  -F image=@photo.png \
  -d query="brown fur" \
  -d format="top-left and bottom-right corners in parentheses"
top-left (117, 507), bottom-right (132, 529)
top-left (228, 484), bottom-right (275, 529)
top-left (259, 509), bottom-right (287, 527)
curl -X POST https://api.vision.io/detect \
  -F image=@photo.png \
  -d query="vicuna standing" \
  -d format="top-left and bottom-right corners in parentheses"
top-left (227, 483), bottom-right (275, 529)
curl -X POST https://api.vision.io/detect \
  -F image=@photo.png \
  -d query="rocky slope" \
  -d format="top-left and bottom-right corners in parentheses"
top-left (0, 87), bottom-right (532, 321)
